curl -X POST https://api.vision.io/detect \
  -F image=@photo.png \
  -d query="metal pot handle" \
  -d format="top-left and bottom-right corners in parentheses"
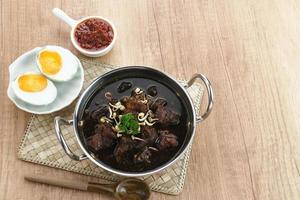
top-left (54, 116), bottom-right (88, 161)
top-left (185, 73), bottom-right (214, 123)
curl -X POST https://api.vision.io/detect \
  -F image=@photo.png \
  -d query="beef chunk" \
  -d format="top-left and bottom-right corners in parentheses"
top-left (122, 97), bottom-right (148, 114)
top-left (133, 147), bottom-right (152, 165)
top-left (114, 136), bottom-right (147, 165)
top-left (120, 88), bottom-right (149, 114)
top-left (90, 105), bottom-right (109, 120)
top-left (87, 123), bottom-right (116, 151)
top-left (150, 98), bottom-right (167, 110)
top-left (151, 98), bottom-right (180, 126)
top-left (155, 106), bottom-right (180, 126)
top-left (83, 106), bottom-right (111, 138)
top-left (141, 126), bottom-right (158, 145)
top-left (156, 130), bottom-right (178, 150)
top-left (113, 136), bottom-right (135, 164)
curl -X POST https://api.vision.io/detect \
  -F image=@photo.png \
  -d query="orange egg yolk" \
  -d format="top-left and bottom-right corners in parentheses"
top-left (18, 74), bottom-right (48, 92)
top-left (38, 50), bottom-right (62, 75)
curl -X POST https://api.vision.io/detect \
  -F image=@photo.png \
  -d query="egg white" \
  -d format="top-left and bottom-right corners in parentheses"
top-left (12, 73), bottom-right (57, 106)
top-left (36, 45), bottom-right (78, 82)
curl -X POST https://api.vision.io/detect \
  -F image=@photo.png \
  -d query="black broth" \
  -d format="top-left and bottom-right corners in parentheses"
top-left (81, 77), bottom-right (188, 172)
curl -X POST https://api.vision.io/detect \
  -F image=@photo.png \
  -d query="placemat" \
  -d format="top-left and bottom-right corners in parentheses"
top-left (18, 58), bottom-right (204, 195)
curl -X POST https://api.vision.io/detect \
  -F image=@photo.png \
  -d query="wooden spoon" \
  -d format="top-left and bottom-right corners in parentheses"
top-left (24, 174), bottom-right (150, 200)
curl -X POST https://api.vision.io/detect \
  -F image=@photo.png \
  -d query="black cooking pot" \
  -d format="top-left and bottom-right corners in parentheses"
top-left (54, 66), bottom-right (213, 177)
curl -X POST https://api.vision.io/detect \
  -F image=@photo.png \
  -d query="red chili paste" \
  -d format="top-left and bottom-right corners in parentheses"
top-left (74, 18), bottom-right (114, 51)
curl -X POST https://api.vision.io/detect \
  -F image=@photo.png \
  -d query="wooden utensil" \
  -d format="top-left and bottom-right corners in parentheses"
top-left (24, 174), bottom-right (150, 200)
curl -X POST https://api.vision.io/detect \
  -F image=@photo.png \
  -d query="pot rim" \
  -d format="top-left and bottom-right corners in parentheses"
top-left (73, 66), bottom-right (197, 177)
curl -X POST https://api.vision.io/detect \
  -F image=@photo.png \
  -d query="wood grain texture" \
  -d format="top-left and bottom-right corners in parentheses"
top-left (1, 0), bottom-right (300, 199)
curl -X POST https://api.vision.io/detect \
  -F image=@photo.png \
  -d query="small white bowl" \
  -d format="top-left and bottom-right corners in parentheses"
top-left (7, 47), bottom-right (84, 114)
top-left (52, 8), bottom-right (117, 57)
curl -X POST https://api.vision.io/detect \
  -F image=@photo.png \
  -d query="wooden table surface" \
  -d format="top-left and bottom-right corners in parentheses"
top-left (1, 0), bottom-right (300, 199)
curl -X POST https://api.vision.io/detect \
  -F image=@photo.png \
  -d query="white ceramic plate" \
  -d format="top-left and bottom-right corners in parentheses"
top-left (7, 47), bottom-right (84, 114)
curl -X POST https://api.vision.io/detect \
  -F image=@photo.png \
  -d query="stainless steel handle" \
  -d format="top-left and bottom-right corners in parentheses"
top-left (54, 116), bottom-right (88, 161)
top-left (185, 73), bottom-right (214, 123)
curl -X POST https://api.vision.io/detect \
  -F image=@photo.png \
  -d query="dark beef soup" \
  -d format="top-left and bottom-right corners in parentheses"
top-left (80, 78), bottom-right (187, 172)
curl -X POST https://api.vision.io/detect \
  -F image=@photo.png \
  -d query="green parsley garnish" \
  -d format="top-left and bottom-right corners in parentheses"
top-left (118, 113), bottom-right (140, 135)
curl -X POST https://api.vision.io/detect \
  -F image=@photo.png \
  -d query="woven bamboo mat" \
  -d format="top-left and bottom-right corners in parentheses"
top-left (18, 58), bottom-right (204, 195)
